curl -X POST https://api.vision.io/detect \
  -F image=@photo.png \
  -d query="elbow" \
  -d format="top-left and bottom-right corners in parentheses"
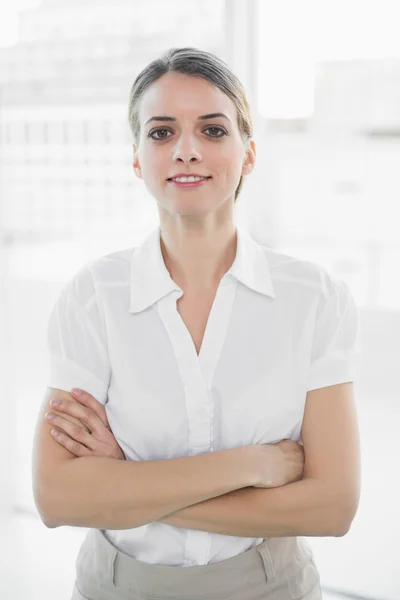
top-left (335, 519), bottom-right (353, 537)
top-left (33, 479), bottom-right (63, 529)
top-left (335, 512), bottom-right (357, 537)
top-left (334, 522), bottom-right (351, 537)
top-left (42, 517), bottom-right (60, 529)
top-left (316, 474), bottom-right (360, 537)
top-left (35, 502), bottom-right (62, 529)
top-left (333, 496), bottom-right (360, 537)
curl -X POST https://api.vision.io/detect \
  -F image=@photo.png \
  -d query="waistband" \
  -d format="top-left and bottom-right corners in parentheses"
top-left (96, 528), bottom-right (279, 597)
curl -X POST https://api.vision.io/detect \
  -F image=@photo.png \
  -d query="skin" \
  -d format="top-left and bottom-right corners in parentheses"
top-left (42, 77), bottom-right (359, 536)
top-left (132, 70), bottom-right (256, 290)
top-left (45, 72), bottom-right (258, 461)
top-left (45, 390), bottom-right (125, 459)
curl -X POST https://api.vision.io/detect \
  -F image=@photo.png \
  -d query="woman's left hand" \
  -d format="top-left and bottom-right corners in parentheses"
top-left (45, 388), bottom-right (126, 460)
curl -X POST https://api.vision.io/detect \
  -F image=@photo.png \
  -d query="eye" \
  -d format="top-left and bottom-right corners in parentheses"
top-left (204, 126), bottom-right (227, 138)
top-left (148, 128), bottom-right (172, 141)
top-left (148, 126), bottom-right (227, 141)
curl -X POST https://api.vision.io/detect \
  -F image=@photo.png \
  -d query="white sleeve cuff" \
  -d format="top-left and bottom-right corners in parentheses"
top-left (47, 353), bottom-right (109, 404)
top-left (307, 358), bottom-right (360, 391)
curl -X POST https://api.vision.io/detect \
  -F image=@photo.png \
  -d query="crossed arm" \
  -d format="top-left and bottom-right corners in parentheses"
top-left (158, 477), bottom-right (351, 538)
top-left (45, 383), bottom-right (361, 537)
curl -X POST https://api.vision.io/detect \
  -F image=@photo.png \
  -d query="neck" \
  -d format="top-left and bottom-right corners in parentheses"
top-left (159, 223), bottom-right (237, 291)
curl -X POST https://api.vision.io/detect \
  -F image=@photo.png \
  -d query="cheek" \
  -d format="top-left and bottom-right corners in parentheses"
top-left (218, 146), bottom-right (243, 171)
top-left (220, 159), bottom-right (243, 183)
top-left (141, 153), bottom-right (164, 186)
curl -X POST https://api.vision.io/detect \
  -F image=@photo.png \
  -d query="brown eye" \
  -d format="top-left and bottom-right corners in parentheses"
top-left (148, 126), bottom-right (227, 141)
top-left (148, 129), bottom-right (171, 140)
top-left (204, 127), bottom-right (226, 138)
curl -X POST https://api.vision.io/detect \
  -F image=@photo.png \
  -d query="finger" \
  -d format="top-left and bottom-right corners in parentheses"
top-left (46, 405), bottom-right (90, 434)
top-left (47, 413), bottom-right (97, 451)
top-left (49, 398), bottom-right (104, 437)
top-left (70, 389), bottom-right (110, 429)
top-left (50, 428), bottom-right (92, 457)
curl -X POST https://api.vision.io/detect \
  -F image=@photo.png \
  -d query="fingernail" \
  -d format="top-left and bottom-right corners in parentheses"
top-left (51, 398), bottom-right (60, 406)
top-left (72, 388), bottom-right (83, 396)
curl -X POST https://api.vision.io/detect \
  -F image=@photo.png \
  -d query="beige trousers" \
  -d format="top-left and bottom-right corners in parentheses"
top-left (71, 528), bottom-right (322, 600)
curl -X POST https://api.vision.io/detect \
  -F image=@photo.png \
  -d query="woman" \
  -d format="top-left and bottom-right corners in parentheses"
top-left (33, 47), bottom-right (362, 599)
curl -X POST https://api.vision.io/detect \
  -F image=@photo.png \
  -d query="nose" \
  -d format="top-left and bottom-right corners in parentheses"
top-left (172, 135), bottom-right (202, 164)
top-left (175, 156), bottom-right (200, 166)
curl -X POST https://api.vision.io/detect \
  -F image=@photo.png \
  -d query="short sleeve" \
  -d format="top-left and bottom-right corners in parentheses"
top-left (46, 276), bottom-right (111, 404)
top-left (307, 277), bottom-right (363, 392)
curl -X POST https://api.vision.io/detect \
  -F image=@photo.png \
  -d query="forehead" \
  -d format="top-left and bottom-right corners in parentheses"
top-left (139, 72), bottom-right (237, 122)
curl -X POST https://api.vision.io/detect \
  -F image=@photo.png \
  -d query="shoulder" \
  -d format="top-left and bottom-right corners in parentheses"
top-left (261, 245), bottom-right (333, 290)
top-left (64, 246), bottom-right (136, 309)
top-left (260, 244), bottom-right (352, 311)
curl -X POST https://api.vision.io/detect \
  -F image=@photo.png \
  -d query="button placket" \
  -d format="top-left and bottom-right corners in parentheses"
top-left (156, 284), bottom-right (237, 568)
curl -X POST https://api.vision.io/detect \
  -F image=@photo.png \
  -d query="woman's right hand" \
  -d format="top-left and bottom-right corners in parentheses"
top-left (251, 439), bottom-right (305, 488)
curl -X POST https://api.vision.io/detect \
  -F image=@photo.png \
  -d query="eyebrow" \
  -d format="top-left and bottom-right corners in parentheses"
top-left (144, 113), bottom-right (232, 127)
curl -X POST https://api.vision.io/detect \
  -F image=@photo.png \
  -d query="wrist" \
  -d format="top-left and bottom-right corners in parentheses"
top-left (235, 445), bottom-right (259, 487)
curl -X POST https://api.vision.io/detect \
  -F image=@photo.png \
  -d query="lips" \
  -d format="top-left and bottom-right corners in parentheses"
top-left (167, 176), bottom-right (212, 181)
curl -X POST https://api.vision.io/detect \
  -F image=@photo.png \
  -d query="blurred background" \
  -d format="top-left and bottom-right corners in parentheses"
top-left (0, 0), bottom-right (399, 598)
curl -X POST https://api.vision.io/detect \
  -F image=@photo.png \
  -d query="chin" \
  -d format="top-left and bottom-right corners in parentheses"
top-left (162, 197), bottom-right (218, 215)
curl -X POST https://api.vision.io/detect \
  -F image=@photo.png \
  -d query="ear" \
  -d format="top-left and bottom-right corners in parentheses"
top-left (241, 140), bottom-right (256, 177)
top-left (132, 144), bottom-right (142, 178)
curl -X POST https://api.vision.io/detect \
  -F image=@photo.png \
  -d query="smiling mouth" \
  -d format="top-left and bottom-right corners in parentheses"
top-left (167, 176), bottom-right (213, 189)
top-left (167, 176), bottom-right (212, 181)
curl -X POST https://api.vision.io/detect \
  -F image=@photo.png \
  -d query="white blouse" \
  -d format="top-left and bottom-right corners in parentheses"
top-left (46, 224), bottom-right (363, 567)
